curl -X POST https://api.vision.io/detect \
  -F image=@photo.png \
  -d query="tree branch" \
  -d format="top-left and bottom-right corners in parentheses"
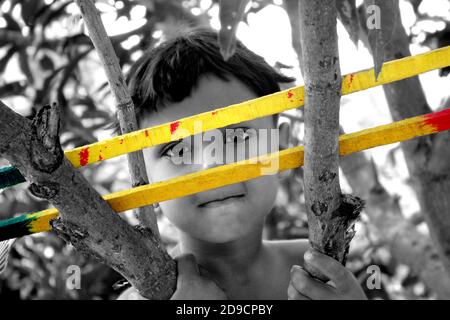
top-left (0, 101), bottom-right (176, 299)
top-left (74, 0), bottom-right (162, 236)
top-left (0, 30), bottom-right (32, 47)
top-left (298, 0), bottom-right (363, 278)
top-left (359, 0), bottom-right (450, 277)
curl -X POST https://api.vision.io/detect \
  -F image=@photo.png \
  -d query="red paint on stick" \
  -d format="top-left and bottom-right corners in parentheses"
top-left (287, 91), bottom-right (294, 99)
top-left (144, 130), bottom-right (149, 138)
top-left (170, 121), bottom-right (180, 134)
top-left (348, 74), bottom-right (354, 87)
top-left (212, 111), bottom-right (218, 116)
top-left (79, 147), bottom-right (89, 166)
top-left (423, 108), bottom-right (450, 132)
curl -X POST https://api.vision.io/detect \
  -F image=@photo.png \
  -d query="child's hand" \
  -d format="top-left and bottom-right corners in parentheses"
top-left (287, 249), bottom-right (367, 300)
top-left (170, 253), bottom-right (228, 300)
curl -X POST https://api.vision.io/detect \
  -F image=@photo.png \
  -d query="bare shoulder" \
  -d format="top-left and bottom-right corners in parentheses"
top-left (264, 238), bottom-right (309, 266)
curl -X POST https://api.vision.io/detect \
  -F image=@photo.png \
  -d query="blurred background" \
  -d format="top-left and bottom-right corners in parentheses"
top-left (1, 0), bottom-right (450, 299)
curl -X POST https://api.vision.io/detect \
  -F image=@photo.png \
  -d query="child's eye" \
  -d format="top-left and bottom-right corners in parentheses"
top-left (161, 142), bottom-right (191, 158)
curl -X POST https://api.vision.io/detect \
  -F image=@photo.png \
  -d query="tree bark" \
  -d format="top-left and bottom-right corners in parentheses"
top-left (0, 101), bottom-right (176, 299)
top-left (340, 149), bottom-right (450, 299)
top-left (298, 0), bottom-right (363, 278)
top-left (361, 0), bottom-right (450, 277)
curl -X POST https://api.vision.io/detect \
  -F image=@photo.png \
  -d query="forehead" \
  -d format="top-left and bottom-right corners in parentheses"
top-left (140, 74), bottom-right (260, 128)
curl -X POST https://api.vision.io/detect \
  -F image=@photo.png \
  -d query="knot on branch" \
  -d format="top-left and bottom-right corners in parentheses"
top-left (134, 225), bottom-right (163, 250)
top-left (30, 103), bottom-right (63, 173)
top-left (50, 218), bottom-right (102, 260)
top-left (29, 181), bottom-right (59, 199)
top-left (312, 194), bottom-right (365, 264)
top-left (306, 194), bottom-right (364, 281)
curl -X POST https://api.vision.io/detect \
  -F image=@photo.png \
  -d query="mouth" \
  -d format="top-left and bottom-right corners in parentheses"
top-left (198, 194), bottom-right (245, 208)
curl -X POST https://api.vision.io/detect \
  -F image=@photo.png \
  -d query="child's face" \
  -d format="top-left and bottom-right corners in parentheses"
top-left (141, 75), bottom-right (280, 243)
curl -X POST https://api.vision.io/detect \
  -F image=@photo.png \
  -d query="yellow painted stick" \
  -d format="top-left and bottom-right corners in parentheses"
top-left (64, 46), bottom-right (450, 168)
top-left (1, 108), bottom-right (449, 240)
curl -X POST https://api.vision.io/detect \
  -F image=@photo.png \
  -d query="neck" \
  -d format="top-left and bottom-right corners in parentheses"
top-left (178, 224), bottom-right (266, 283)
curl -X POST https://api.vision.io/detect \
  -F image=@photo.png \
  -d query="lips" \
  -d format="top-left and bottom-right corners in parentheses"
top-left (198, 194), bottom-right (245, 208)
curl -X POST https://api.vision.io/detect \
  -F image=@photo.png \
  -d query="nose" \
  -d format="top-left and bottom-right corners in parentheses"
top-left (201, 129), bottom-right (226, 170)
top-left (200, 128), bottom-right (252, 170)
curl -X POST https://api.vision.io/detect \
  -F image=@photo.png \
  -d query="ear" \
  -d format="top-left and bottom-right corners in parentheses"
top-left (277, 122), bottom-right (292, 181)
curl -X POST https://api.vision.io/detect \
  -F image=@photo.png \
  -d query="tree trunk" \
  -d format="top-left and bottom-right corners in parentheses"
top-left (361, 0), bottom-right (450, 277)
top-left (298, 0), bottom-right (363, 278)
top-left (340, 149), bottom-right (450, 299)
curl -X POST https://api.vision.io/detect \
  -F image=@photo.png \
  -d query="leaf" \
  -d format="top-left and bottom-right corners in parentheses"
top-left (21, 0), bottom-right (44, 26)
top-left (363, 0), bottom-right (398, 80)
top-left (40, 1), bottom-right (72, 29)
top-left (218, 0), bottom-right (250, 61)
top-left (0, 81), bottom-right (27, 98)
top-left (82, 109), bottom-right (110, 121)
top-left (0, 239), bottom-right (15, 275)
top-left (0, 46), bottom-right (18, 73)
top-left (39, 54), bottom-right (54, 71)
top-left (57, 49), bottom-right (92, 94)
top-left (61, 34), bottom-right (92, 53)
top-left (115, 0), bottom-right (135, 20)
top-left (18, 49), bottom-right (34, 84)
top-left (282, 0), bottom-right (303, 72)
top-left (33, 65), bottom-right (66, 105)
top-left (336, 0), bottom-right (360, 47)
top-left (2, 13), bottom-right (21, 31)
top-left (436, 28), bottom-right (450, 77)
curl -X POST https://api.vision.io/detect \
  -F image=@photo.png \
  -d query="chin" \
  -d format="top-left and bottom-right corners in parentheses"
top-left (165, 194), bottom-right (274, 243)
top-left (195, 229), bottom-right (251, 244)
top-left (195, 214), bottom-right (265, 244)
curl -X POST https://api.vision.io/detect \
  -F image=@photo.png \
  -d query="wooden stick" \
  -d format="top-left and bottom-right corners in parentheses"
top-left (2, 108), bottom-right (449, 241)
top-left (1, 45), bottom-right (450, 187)
top-left (299, 0), bottom-right (363, 280)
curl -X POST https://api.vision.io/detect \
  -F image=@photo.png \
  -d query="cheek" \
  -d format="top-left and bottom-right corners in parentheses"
top-left (245, 175), bottom-right (279, 212)
top-left (159, 197), bottom-right (195, 230)
top-left (146, 158), bottom-right (199, 183)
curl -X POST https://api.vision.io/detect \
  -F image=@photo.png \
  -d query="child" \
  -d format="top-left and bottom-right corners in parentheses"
top-left (116, 27), bottom-right (366, 300)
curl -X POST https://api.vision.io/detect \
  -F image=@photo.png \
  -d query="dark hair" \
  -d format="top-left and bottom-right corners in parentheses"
top-left (110, 27), bottom-right (295, 134)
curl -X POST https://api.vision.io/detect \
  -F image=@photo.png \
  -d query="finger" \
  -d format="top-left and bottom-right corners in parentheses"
top-left (304, 249), bottom-right (353, 291)
top-left (176, 253), bottom-right (200, 278)
top-left (291, 265), bottom-right (337, 300)
top-left (287, 282), bottom-right (309, 300)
